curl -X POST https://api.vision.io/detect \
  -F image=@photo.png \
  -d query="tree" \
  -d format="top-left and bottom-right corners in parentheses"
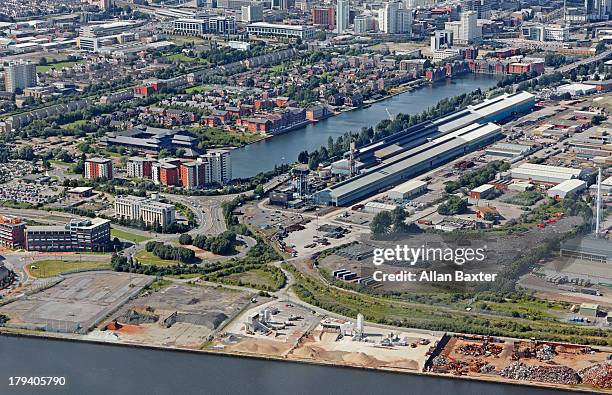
top-left (254, 184), bottom-right (264, 197)
top-left (370, 211), bottom-right (393, 237)
top-left (391, 206), bottom-right (407, 233)
top-left (178, 233), bottom-right (193, 245)
top-left (297, 150), bottom-right (309, 164)
top-left (438, 196), bottom-right (468, 215)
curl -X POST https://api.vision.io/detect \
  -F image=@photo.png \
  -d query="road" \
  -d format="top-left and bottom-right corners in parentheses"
top-left (556, 48), bottom-right (612, 73)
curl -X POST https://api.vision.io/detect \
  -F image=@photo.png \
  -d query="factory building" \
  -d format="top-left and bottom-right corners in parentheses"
top-left (590, 175), bottom-right (612, 194)
top-left (26, 218), bottom-right (111, 252)
top-left (317, 122), bottom-right (502, 206)
top-left (364, 202), bottom-right (397, 214)
top-left (387, 180), bottom-right (428, 200)
top-left (485, 143), bottom-right (533, 159)
top-left (314, 92), bottom-right (535, 206)
top-left (547, 179), bottom-right (587, 199)
top-left (469, 184), bottom-right (496, 200)
top-left (510, 163), bottom-right (585, 185)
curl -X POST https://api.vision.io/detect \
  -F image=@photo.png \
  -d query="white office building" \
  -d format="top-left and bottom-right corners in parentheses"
top-left (247, 22), bottom-right (316, 40)
top-left (379, 1), bottom-right (412, 34)
top-left (242, 4), bottom-right (263, 22)
top-left (114, 195), bottom-right (176, 228)
top-left (336, 0), bottom-right (350, 33)
top-left (173, 16), bottom-right (237, 36)
top-left (444, 11), bottom-right (480, 45)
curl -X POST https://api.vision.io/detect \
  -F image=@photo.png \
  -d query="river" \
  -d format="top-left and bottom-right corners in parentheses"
top-left (0, 335), bottom-right (587, 395)
top-left (231, 74), bottom-right (500, 178)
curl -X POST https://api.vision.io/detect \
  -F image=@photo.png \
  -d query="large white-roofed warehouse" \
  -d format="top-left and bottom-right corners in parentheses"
top-left (510, 163), bottom-right (586, 185)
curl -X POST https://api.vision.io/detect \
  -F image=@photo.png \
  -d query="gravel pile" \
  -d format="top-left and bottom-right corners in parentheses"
top-left (500, 362), bottom-right (581, 385)
top-left (579, 361), bottom-right (612, 389)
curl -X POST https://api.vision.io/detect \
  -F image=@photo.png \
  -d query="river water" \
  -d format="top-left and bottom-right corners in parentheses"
top-left (0, 335), bottom-right (585, 395)
top-left (231, 74), bottom-right (500, 178)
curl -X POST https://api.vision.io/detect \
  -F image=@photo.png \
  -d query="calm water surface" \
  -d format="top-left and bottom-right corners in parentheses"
top-left (0, 335), bottom-right (585, 395)
top-left (232, 74), bottom-right (500, 178)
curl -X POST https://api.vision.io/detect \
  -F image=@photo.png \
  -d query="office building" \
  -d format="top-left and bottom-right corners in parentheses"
top-left (85, 158), bottom-right (113, 180)
top-left (173, 16), bottom-right (237, 36)
top-left (444, 11), bottom-right (480, 45)
top-left (242, 5), bottom-right (263, 23)
top-left (114, 196), bottom-right (176, 228)
top-left (431, 30), bottom-right (453, 50)
top-left (0, 216), bottom-right (26, 249)
top-left (585, 0), bottom-right (612, 21)
top-left (26, 218), bottom-right (111, 252)
top-left (379, 1), bottom-right (398, 33)
top-left (247, 22), bottom-right (316, 40)
top-left (336, 0), bottom-right (350, 33)
top-left (353, 16), bottom-right (370, 34)
top-left (78, 21), bottom-right (136, 52)
top-left (379, 1), bottom-right (412, 34)
top-left (127, 157), bottom-right (153, 179)
top-left (521, 24), bottom-right (569, 42)
top-left (85, 0), bottom-right (112, 10)
top-left (463, 0), bottom-right (491, 19)
top-left (4, 61), bottom-right (37, 93)
top-left (313, 7), bottom-right (336, 30)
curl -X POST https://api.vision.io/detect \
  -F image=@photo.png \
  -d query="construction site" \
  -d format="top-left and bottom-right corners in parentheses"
top-left (427, 334), bottom-right (612, 390)
top-left (0, 271), bottom-right (151, 334)
top-left (99, 282), bottom-right (256, 348)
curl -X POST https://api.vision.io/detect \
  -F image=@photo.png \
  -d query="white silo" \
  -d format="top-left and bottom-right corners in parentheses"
top-left (356, 313), bottom-right (364, 339)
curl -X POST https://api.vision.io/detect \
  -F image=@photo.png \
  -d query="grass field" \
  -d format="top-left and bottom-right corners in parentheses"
top-left (111, 229), bottom-right (151, 243)
top-left (168, 35), bottom-right (206, 45)
top-left (225, 269), bottom-right (278, 289)
top-left (27, 260), bottom-right (110, 278)
top-left (134, 250), bottom-right (179, 266)
top-left (60, 119), bottom-right (87, 130)
top-left (165, 273), bottom-right (202, 280)
top-left (36, 60), bottom-right (85, 73)
top-left (185, 85), bottom-right (212, 94)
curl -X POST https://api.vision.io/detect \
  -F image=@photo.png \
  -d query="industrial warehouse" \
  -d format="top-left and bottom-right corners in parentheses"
top-left (315, 92), bottom-right (536, 206)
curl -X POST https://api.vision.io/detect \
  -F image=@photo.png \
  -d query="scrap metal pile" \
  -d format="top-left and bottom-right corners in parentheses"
top-left (579, 361), bottom-right (612, 389)
top-left (535, 344), bottom-right (556, 361)
top-left (458, 341), bottom-right (503, 357)
top-left (500, 362), bottom-right (581, 385)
